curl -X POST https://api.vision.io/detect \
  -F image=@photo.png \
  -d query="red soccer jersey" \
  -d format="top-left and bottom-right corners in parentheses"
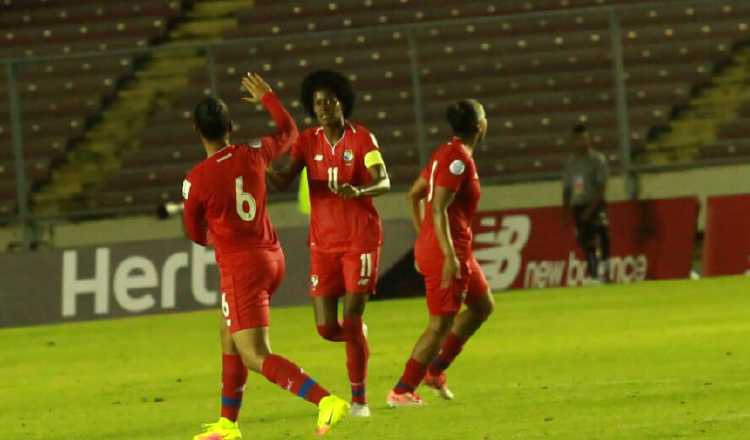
top-left (292, 122), bottom-right (383, 252)
top-left (416, 137), bottom-right (481, 257)
top-left (182, 92), bottom-right (297, 259)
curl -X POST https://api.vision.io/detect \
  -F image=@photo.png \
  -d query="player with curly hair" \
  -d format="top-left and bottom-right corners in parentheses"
top-left (268, 70), bottom-right (391, 417)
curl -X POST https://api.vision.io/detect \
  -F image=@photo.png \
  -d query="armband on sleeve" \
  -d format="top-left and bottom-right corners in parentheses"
top-left (364, 150), bottom-right (385, 168)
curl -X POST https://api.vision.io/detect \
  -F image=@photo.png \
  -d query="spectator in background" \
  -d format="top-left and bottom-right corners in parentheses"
top-left (562, 123), bottom-right (611, 284)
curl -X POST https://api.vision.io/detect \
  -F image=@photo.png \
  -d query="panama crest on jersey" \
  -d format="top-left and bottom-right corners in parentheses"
top-left (343, 149), bottom-right (354, 162)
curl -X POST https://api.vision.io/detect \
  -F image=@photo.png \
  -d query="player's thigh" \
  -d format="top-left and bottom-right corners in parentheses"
top-left (231, 326), bottom-right (271, 372)
top-left (427, 311), bottom-right (456, 335)
top-left (312, 295), bottom-right (340, 327)
top-left (219, 311), bottom-right (238, 355)
top-left (464, 257), bottom-right (495, 318)
top-left (310, 250), bottom-right (346, 297)
top-left (343, 291), bottom-right (369, 317)
top-left (342, 249), bottom-right (380, 296)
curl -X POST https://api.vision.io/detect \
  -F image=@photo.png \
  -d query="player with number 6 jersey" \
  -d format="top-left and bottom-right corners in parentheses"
top-left (183, 73), bottom-right (349, 439)
top-left (268, 70), bottom-right (391, 416)
top-left (387, 100), bottom-right (495, 407)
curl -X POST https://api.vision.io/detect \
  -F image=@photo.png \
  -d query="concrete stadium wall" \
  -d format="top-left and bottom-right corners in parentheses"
top-left (0, 162), bottom-right (748, 250)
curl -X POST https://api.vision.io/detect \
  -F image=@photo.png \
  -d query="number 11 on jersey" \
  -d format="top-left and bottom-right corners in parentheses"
top-left (327, 167), bottom-right (339, 193)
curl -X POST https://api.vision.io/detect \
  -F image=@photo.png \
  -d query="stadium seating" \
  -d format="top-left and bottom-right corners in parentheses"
top-left (78, 0), bottom-right (750, 217)
top-left (5, 0), bottom-right (750, 218)
top-left (0, 0), bottom-right (184, 219)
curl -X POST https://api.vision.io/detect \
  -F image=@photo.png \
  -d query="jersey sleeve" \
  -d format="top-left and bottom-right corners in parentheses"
top-left (258, 92), bottom-right (299, 163)
top-left (359, 128), bottom-right (385, 169)
top-left (434, 150), bottom-right (468, 192)
top-left (182, 174), bottom-right (208, 246)
top-left (290, 131), bottom-right (308, 164)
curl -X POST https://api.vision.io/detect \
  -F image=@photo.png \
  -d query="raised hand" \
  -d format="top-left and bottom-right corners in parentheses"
top-left (241, 72), bottom-right (272, 104)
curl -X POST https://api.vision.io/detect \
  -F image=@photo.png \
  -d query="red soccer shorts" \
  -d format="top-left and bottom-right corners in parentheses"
top-left (218, 247), bottom-right (285, 333)
top-left (416, 247), bottom-right (490, 316)
top-left (308, 249), bottom-right (380, 297)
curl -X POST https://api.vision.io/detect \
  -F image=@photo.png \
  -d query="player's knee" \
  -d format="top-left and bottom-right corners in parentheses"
top-left (480, 295), bottom-right (495, 320)
top-left (341, 318), bottom-right (363, 336)
top-left (428, 315), bottom-right (454, 336)
top-left (238, 352), bottom-right (262, 373)
top-left (317, 324), bottom-right (343, 341)
top-left (239, 346), bottom-right (269, 373)
top-left (470, 292), bottom-right (495, 322)
top-left (219, 325), bottom-right (236, 353)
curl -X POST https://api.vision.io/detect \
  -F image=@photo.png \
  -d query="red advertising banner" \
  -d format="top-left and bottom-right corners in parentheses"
top-left (702, 194), bottom-right (750, 277)
top-left (472, 197), bottom-right (700, 290)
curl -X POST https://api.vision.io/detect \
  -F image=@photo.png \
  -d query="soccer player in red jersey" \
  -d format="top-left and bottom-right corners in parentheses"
top-left (387, 100), bottom-right (495, 406)
top-left (267, 70), bottom-right (390, 417)
top-left (183, 73), bottom-right (349, 439)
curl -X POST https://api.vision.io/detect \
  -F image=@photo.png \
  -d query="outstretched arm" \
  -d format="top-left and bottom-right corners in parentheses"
top-left (267, 156), bottom-right (306, 191)
top-left (241, 72), bottom-right (298, 161)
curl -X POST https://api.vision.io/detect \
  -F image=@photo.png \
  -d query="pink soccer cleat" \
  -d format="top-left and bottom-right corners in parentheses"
top-left (423, 371), bottom-right (454, 400)
top-left (386, 390), bottom-right (424, 408)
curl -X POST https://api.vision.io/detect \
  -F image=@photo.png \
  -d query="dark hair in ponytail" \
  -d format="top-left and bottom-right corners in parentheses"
top-left (446, 99), bottom-right (482, 137)
top-left (193, 97), bottom-right (233, 141)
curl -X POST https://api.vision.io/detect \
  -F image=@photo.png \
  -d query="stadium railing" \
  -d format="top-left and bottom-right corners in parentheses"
top-left (0, 0), bottom-right (747, 249)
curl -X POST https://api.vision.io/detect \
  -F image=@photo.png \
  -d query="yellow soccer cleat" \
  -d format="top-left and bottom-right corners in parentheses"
top-left (193, 417), bottom-right (242, 440)
top-left (315, 395), bottom-right (350, 436)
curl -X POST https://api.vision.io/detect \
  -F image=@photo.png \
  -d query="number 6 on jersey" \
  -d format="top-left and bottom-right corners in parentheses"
top-left (235, 176), bottom-right (256, 221)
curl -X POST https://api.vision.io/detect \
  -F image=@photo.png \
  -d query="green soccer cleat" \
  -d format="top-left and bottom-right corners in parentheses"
top-left (193, 417), bottom-right (242, 440)
top-left (315, 395), bottom-right (350, 436)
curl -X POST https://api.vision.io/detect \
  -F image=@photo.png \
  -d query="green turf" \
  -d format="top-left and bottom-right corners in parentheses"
top-left (1, 277), bottom-right (749, 439)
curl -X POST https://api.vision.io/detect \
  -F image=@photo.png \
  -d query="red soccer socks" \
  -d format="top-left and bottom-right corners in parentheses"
top-left (261, 354), bottom-right (330, 405)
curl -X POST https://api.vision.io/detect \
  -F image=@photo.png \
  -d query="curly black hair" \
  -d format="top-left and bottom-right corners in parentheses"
top-left (300, 70), bottom-right (355, 119)
top-left (194, 96), bottom-right (232, 141)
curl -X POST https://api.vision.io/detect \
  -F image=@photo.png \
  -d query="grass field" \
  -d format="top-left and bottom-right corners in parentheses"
top-left (1, 277), bottom-right (749, 439)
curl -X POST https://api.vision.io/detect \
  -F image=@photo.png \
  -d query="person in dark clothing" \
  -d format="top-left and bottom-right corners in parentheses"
top-left (562, 124), bottom-right (611, 283)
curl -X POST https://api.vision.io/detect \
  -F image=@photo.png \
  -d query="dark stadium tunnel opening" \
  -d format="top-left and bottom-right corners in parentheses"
top-left (374, 249), bottom-right (425, 301)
